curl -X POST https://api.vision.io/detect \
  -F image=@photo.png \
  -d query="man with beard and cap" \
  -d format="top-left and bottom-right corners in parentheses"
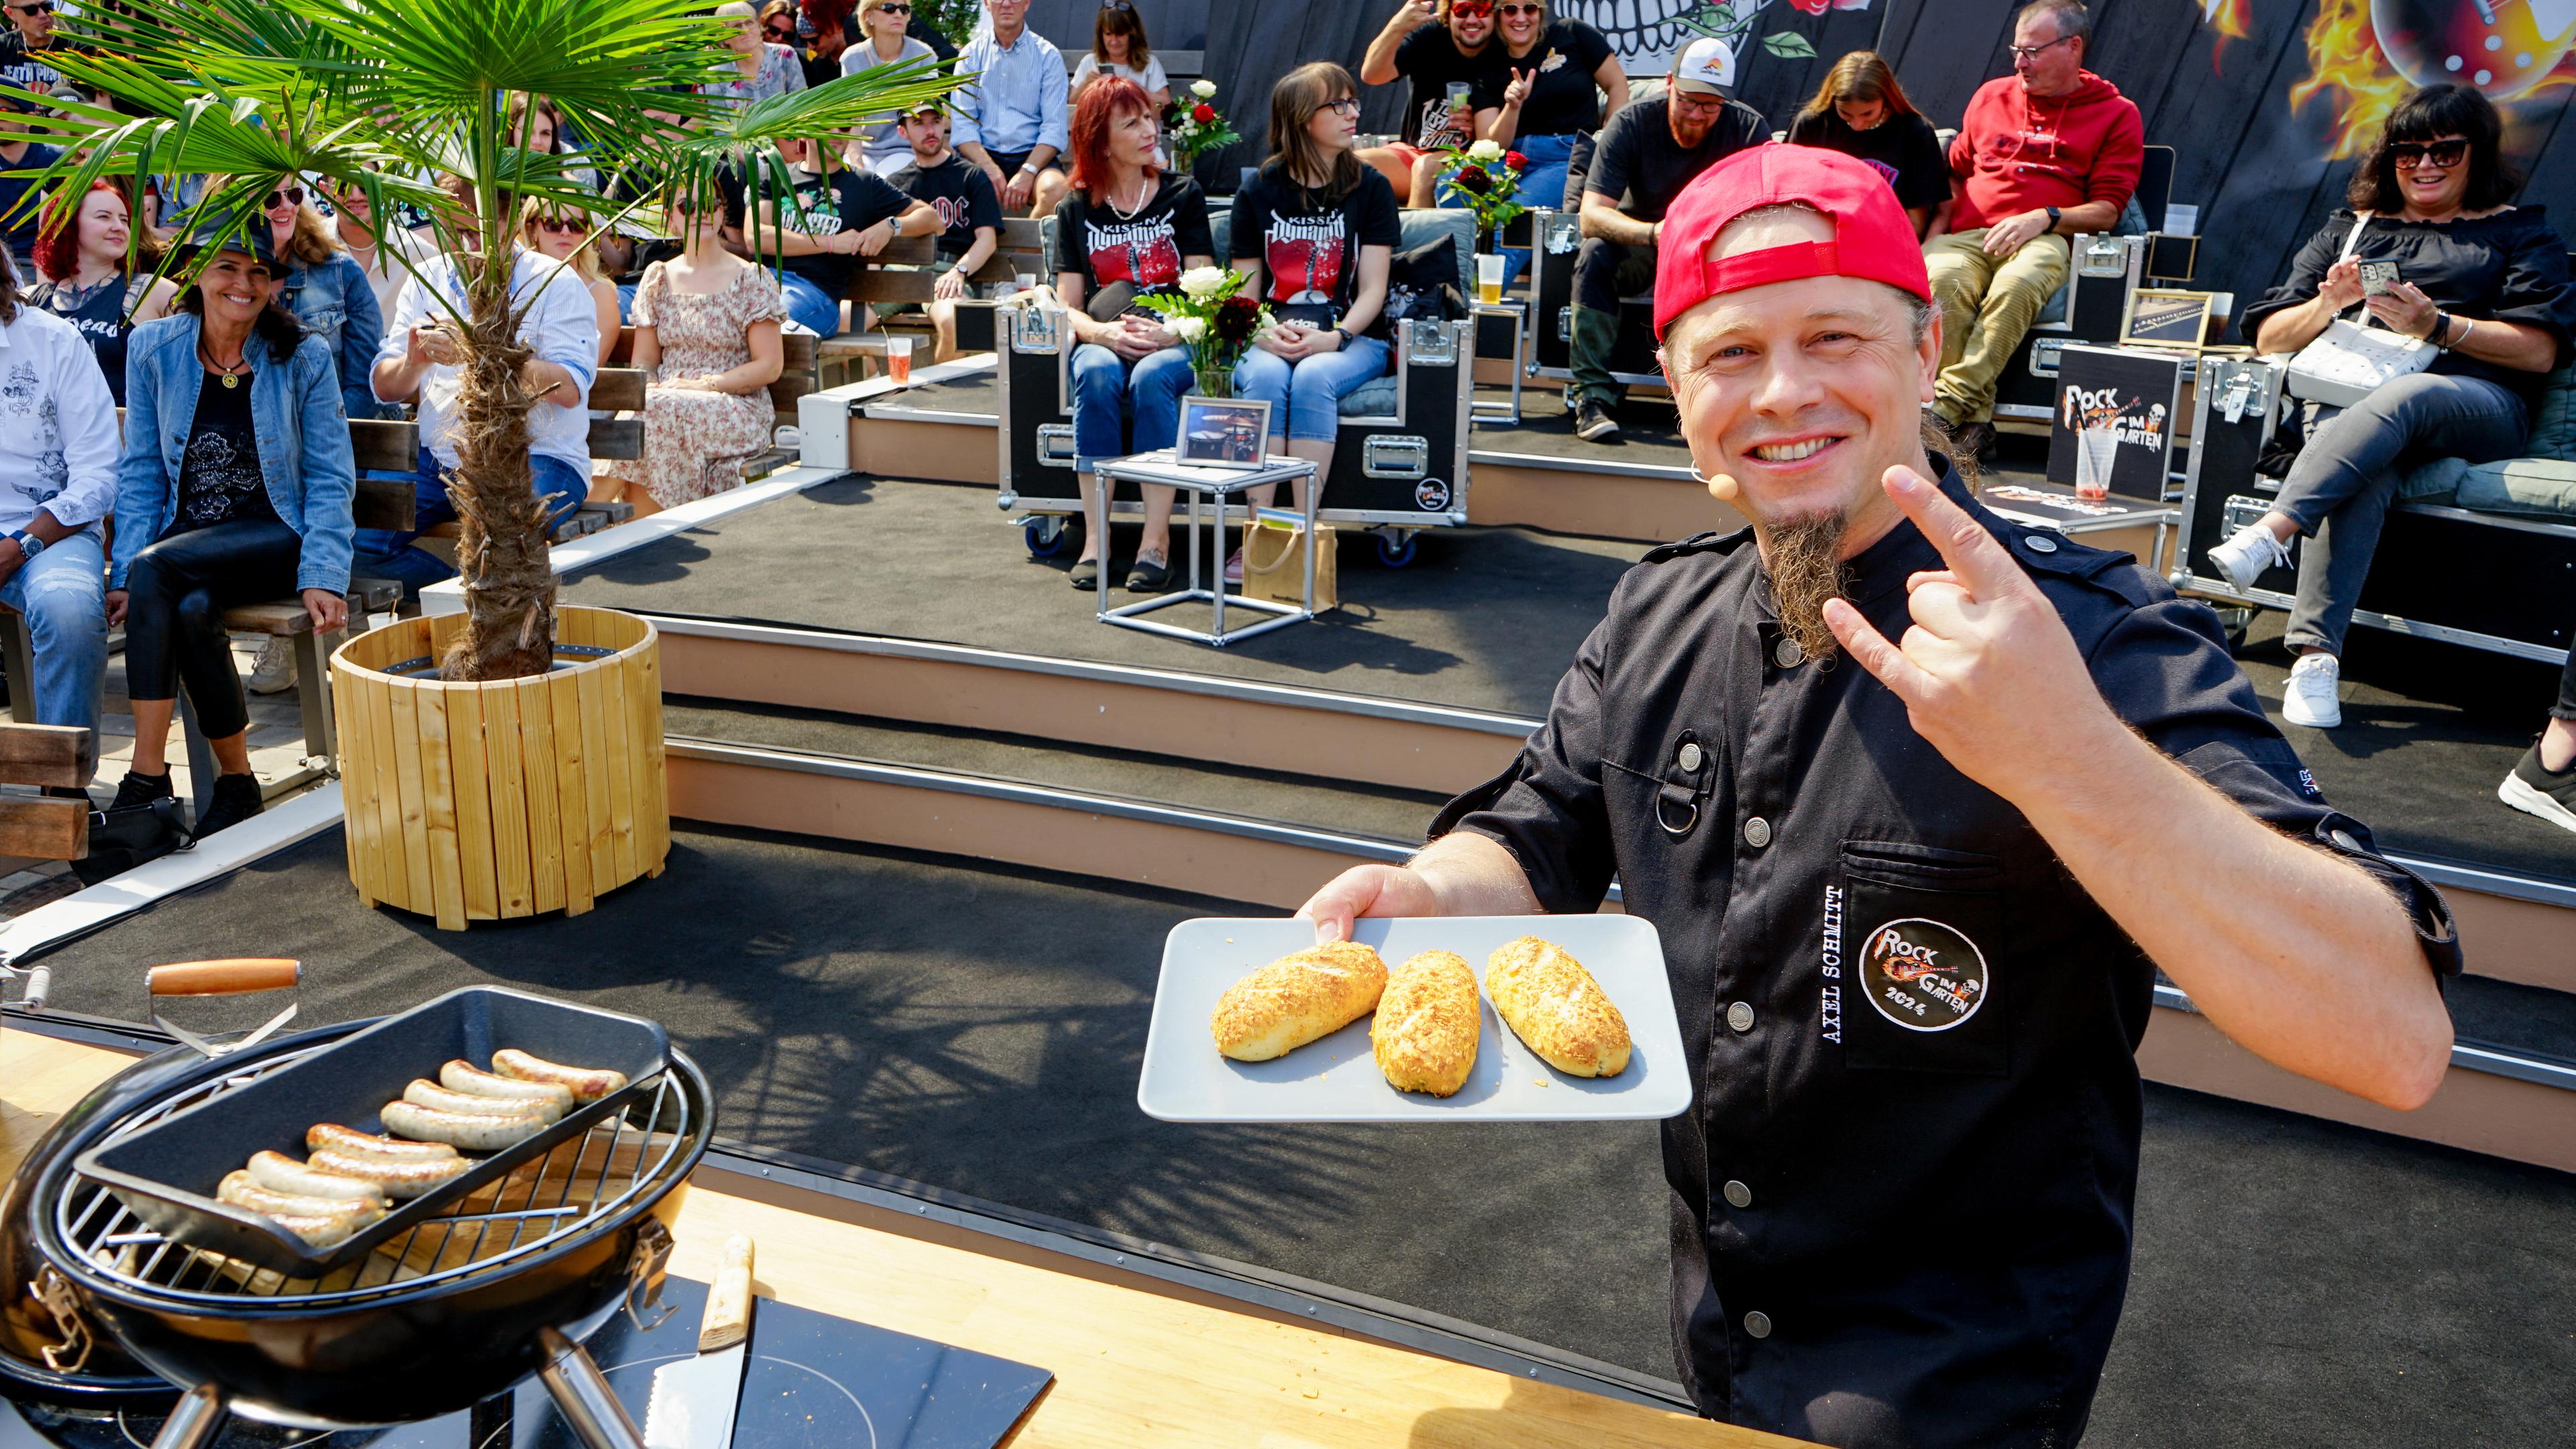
top-left (1294, 144), bottom-right (2460, 1449)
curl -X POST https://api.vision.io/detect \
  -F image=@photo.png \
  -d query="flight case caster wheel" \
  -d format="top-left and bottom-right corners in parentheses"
top-left (1024, 516), bottom-right (1069, 558)
top-left (1374, 530), bottom-right (1418, 568)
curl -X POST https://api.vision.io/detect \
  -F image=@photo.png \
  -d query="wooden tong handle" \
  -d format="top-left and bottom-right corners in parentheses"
top-left (148, 959), bottom-right (301, 997)
top-left (699, 1232), bottom-right (755, 1352)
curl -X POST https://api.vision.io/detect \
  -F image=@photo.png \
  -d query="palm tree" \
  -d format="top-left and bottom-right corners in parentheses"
top-left (14, 0), bottom-right (961, 679)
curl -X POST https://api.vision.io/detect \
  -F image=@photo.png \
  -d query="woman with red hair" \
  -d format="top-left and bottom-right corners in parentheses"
top-left (1049, 75), bottom-right (1215, 594)
top-left (27, 180), bottom-right (177, 407)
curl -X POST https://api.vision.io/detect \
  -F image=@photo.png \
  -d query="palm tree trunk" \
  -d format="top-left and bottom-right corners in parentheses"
top-left (439, 266), bottom-right (560, 681)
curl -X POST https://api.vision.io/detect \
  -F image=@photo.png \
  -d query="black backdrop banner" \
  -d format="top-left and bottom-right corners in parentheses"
top-left (1012, 0), bottom-right (2576, 321)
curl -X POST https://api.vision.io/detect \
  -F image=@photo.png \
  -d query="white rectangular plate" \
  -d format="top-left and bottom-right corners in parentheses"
top-left (1138, 916), bottom-right (1690, 1123)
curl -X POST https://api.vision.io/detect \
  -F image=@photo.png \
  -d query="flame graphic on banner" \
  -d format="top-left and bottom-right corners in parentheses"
top-left (2293, 0), bottom-right (2434, 157)
top-left (2293, 0), bottom-right (2576, 159)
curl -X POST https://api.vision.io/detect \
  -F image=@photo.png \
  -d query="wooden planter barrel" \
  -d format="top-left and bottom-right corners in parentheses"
top-left (331, 607), bottom-right (668, 929)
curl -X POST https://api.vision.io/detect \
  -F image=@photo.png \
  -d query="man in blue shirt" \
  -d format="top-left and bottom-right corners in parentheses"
top-left (950, 0), bottom-right (1070, 219)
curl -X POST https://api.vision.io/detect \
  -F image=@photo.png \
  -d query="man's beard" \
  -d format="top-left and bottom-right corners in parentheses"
top-left (1765, 512), bottom-right (1850, 663)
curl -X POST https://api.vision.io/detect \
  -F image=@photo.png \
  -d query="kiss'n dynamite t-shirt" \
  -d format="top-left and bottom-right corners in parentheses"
top-left (1228, 163), bottom-right (1401, 335)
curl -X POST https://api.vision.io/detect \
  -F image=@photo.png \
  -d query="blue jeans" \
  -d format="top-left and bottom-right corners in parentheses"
top-left (1070, 343), bottom-right (1194, 472)
top-left (2276, 372), bottom-right (2529, 655)
top-left (352, 447), bottom-right (591, 598)
top-left (1232, 337), bottom-right (1393, 444)
top-left (3, 529), bottom-right (105, 772)
top-left (616, 281), bottom-right (640, 325)
top-left (777, 272), bottom-right (842, 339)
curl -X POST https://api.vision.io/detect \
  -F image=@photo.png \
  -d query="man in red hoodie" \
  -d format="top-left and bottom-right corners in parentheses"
top-left (1924, 0), bottom-right (2141, 460)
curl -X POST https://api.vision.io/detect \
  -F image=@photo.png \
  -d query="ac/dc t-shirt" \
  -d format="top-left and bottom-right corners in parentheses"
top-left (766, 166), bottom-right (912, 299)
top-left (1392, 23), bottom-right (1499, 152)
top-left (890, 154), bottom-right (1004, 265)
top-left (1228, 163), bottom-right (1401, 335)
top-left (1049, 175), bottom-right (1216, 304)
top-left (1470, 21), bottom-right (1615, 139)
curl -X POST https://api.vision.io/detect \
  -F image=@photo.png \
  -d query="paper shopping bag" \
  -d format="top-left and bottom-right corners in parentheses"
top-left (1241, 511), bottom-right (1338, 612)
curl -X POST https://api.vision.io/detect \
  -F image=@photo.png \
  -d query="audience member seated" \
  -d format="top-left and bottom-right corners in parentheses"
top-left (1462, 0), bottom-right (1624, 217)
top-left (0, 91), bottom-right (62, 282)
top-left (28, 180), bottom-right (178, 407)
top-left (2211, 83), bottom-right (2575, 730)
top-left (317, 173), bottom-right (433, 324)
top-left (0, 214), bottom-right (111, 798)
top-left (358, 186), bottom-right (598, 597)
top-left (1923, 0), bottom-right (2139, 463)
top-left (741, 136), bottom-right (936, 339)
top-left (1227, 63), bottom-right (1397, 581)
top-left (1071, 1), bottom-right (1169, 111)
top-left (705, 0), bottom-right (808, 109)
top-left (602, 194), bottom-right (785, 518)
top-left (2504, 638), bottom-right (2576, 835)
top-left (843, 0), bottom-right (936, 176)
top-left (1358, 1), bottom-right (1497, 207)
top-left (0, 0), bottom-right (74, 101)
top-left (110, 225), bottom-right (354, 836)
top-left (521, 199), bottom-right (623, 368)
top-left (257, 178), bottom-right (387, 422)
top-left (1566, 37), bottom-right (1761, 444)
top-left (504, 93), bottom-right (604, 192)
top-left (793, 0), bottom-right (859, 89)
top-left (888, 105), bottom-right (1001, 361)
top-left (1049, 74), bottom-right (1212, 594)
top-left (953, 0), bottom-right (1071, 219)
top-left (1784, 50), bottom-right (1947, 237)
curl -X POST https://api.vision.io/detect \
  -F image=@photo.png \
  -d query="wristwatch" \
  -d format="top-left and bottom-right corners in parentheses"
top-left (2043, 205), bottom-right (2062, 231)
top-left (1331, 325), bottom-right (1353, 347)
top-left (5, 530), bottom-right (42, 560)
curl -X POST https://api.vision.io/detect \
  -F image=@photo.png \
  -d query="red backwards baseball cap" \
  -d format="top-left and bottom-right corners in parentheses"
top-left (1652, 144), bottom-right (1932, 340)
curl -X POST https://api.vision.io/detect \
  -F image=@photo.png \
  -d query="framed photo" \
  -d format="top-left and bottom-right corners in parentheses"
top-left (1175, 396), bottom-right (1273, 470)
top-left (2121, 288), bottom-right (2216, 352)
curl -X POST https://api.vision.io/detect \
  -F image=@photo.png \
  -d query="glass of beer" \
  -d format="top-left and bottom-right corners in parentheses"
top-left (1476, 253), bottom-right (1505, 306)
top-left (888, 335), bottom-right (913, 386)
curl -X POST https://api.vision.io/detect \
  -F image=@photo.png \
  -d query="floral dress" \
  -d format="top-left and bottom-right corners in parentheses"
top-left (608, 262), bottom-right (786, 509)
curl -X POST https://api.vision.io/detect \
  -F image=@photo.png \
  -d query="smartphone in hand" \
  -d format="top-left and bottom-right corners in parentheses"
top-left (2358, 259), bottom-right (2401, 298)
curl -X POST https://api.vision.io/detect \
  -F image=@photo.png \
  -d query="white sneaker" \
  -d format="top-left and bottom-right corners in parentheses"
top-left (2280, 652), bottom-right (2342, 729)
top-left (2206, 521), bottom-right (2290, 594)
top-left (246, 637), bottom-right (298, 696)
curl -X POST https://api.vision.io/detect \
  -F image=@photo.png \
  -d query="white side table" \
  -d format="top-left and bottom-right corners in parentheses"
top-left (1090, 449), bottom-right (1320, 647)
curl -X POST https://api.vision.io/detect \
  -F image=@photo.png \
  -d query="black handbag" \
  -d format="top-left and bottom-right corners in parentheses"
top-left (1380, 235), bottom-right (1466, 328)
top-left (71, 796), bottom-right (193, 886)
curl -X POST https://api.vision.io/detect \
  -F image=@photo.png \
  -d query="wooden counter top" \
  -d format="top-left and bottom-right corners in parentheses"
top-left (0, 1028), bottom-right (1805, 1449)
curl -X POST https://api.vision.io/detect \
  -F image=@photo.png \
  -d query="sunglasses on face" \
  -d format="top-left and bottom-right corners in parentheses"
top-left (263, 186), bottom-right (306, 211)
top-left (537, 217), bottom-right (590, 236)
top-left (1448, 2), bottom-right (1493, 17)
top-left (2390, 139), bottom-right (2469, 169)
top-left (766, 21), bottom-right (794, 36)
top-left (6, 4), bottom-right (51, 16)
top-left (1497, 2), bottom-right (1542, 15)
top-left (873, 2), bottom-right (910, 12)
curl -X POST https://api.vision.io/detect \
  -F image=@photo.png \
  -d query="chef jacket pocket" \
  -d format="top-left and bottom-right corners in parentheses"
top-left (1839, 842), bottom-right (2008, 1077)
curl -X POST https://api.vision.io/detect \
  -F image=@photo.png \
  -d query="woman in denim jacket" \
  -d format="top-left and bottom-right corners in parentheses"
top-left (109, 224), bottom-right (356, 837)
top-left (259, 179), bottom-right (386, 421)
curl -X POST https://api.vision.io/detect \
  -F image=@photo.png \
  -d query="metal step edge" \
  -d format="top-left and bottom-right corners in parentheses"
top-left (2151, 982), bottom-right (2576, 1093)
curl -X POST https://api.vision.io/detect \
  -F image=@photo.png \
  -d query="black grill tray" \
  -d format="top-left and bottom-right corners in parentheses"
top-left (72, 985), bottom-right (670, 1278)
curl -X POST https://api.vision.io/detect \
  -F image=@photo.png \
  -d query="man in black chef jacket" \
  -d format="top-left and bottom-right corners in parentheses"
top-left (1296, 146), bottom-right (2461, 1449)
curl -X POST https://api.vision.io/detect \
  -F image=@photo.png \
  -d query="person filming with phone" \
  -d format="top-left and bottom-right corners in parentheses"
top-left (2210, 83), bottom-right (2575, 729)
top-left (1295, 144), bottom-right (2461, 1448)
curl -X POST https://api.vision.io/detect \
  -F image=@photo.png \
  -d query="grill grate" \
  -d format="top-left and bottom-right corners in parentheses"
top-left (58, 1044), bottom-right (692, 1308)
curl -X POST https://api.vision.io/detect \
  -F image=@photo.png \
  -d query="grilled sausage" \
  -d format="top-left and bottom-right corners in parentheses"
top-left (307, 1124), bottom-right (460, 1161)
top-left (491, 1049), bottom-right (629, 1104)
top-left (218, 1171), bottom-right (386, 1235)
top-left (246, 1150), bottom-right (390, 1204)
top-left (439, 1060), bottom-right (577, 1114)
top-left (267, 1212), bottom-right (371, 1248)
top-left (309, 1147), bottom-right (472, 1198)
top-left (402, 1079), bottom-right (566, 1124)
top-left (382, 1099), bottom-right (548, 1152)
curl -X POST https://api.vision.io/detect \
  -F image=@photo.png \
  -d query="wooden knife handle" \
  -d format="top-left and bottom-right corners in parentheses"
top-left (698, 1232), bottom-right (755, 1352)
top-left (148, 959), bottom-right (301, 997)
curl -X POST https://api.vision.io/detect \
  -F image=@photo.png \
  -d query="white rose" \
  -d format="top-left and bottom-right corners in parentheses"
top-left (1466, 139), bottom-right (1503, 163)
top-left (1169, 316), bottom-right (1208, 343)
top-left (1191, 78), bottom-right (1218, 99)
top-left (1179, 266), bottom-right (1230, 299)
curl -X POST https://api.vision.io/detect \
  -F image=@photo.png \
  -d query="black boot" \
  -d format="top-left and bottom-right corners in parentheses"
top-left (193, 773), bottom-right (265, 837)
top-left (111, 768), bottom-right (176, 812)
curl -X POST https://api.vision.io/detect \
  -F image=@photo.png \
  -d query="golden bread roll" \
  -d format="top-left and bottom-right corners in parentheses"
top-left (1371, 951), bottom-right (1481, 1096)
top-left (1486, 936), bottom-right (1631, 1077)
top-left (1211, 941), bottom-right (1389, 1061)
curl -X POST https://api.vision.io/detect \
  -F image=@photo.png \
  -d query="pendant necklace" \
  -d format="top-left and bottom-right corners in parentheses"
top-left (199, 343), bottom-right (249, 389)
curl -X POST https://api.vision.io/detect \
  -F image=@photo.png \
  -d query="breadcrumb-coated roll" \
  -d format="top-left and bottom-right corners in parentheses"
top-left (1212, 941), bottom-right (1389, 1061)
top-left (1373, 951), bottom-right (1481, 1096)
top-left (1486, 936), bottom-right (1630, 1077)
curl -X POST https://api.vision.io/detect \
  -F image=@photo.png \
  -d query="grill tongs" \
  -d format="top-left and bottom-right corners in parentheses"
top-left (145, 958), bottom-right (301, 1059)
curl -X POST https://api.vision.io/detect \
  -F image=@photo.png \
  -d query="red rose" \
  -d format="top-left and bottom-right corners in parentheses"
top-left (1192, 103), bottom-right (1217, 123)
top-left (1789, 0), bottom-right (1829, 12)
top-left (1505, 150), bottom-right (1529, 172)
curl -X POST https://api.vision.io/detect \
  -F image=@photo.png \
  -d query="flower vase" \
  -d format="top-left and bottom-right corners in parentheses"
top-left (1193, 364), bottom-right (1232, 399)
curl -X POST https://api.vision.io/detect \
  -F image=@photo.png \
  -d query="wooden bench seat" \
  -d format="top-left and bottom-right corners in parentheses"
top-left (816, 219), bottom-right (1051, 383)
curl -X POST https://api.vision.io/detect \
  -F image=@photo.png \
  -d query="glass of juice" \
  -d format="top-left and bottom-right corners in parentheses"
top-left (888, 334), bottom-right (913, 385)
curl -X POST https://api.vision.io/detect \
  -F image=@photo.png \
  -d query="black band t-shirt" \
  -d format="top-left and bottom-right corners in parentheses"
top-left (1784, 107), bottom-right (1949, 212)
top-left (1049, 175), bottom-right (1216, 311)
top-left (1392, 24), bottom-right (1498, 152)
top-left (172, 372), bottom-right (280, 535)
top-left (1585, 96), bottom-right (1770, 225)
top-left (1472, 21), bottom-right (1615, 139)
top-left (1228, 162), bottom-right (1401, 335)
top-left (762, 166), bottom-right (912, 298)
top-left (890, 154), bottom-right (1004, 266)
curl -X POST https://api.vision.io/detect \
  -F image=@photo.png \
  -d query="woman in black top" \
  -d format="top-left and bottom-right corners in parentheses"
top-left (25, 180), bottom-right (177, 405)
top-left (1784, 51), bottom-right (1947, 238)
top-left (2213, 85), bottom-right (2576, 731)
top-left (1227, 63), bottom-right (1401, 577)
top-left (1471, 0), bottom-right (1625, 210)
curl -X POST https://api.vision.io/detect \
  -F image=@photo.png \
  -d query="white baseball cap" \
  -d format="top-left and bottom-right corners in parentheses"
top-left (1672, 37), bottom-right (1736, 97)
